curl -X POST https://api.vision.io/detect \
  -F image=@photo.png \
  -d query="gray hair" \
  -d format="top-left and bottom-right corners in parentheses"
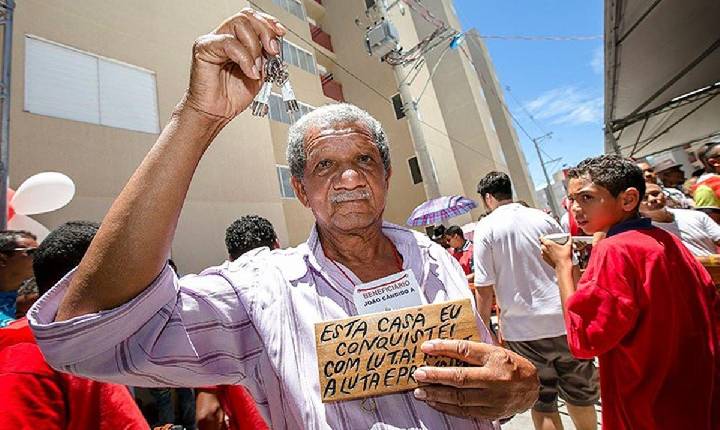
top-left (286, 103), bottom-right (391, 179)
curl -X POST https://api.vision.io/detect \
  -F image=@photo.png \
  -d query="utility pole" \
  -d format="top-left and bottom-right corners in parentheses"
top-left (371, 0), bottom-right (442, 201)
top-left (0, 0), bottom-right (13, 229)
top-left (532, 132), bottom-right (560, 217)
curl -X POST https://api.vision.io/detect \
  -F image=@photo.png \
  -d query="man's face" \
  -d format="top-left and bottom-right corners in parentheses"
top-left (637, 162), bottom-right (657, 183)
top-left (567, 176), bottom-right (639, 234)
top-left (443, 233), bottom-right (465, 250)
top-left (1, 236), bottom-right (38, 282)
top-left (658, 167), bottom-right (685, 187)
top-left (704, 144), bottom-right (720, 173)
top-left (291, 122), bottom-right (390, 234)
top-left (640, 183), bottom-right (666, 212)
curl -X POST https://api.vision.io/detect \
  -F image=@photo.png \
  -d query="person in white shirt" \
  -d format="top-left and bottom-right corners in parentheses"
top-left (474, 172), bottom-right (599, 430)
top-left (641, 182), bottom-right (720, 256)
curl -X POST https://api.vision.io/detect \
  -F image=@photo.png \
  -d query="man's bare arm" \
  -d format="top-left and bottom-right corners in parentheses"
top-left (473, 285), bottom-right (494, 333)
top-left (56, 109), bottom-right (226, 320)
top-left (56, 10), bottom-right (285, 321)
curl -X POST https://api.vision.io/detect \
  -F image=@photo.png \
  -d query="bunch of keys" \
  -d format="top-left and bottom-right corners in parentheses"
top-left (251, 37), bottom-right (300, 117)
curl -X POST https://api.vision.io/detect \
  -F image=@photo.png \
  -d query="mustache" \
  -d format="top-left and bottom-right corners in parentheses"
top-left (330, 189), bottom-right (371, 203)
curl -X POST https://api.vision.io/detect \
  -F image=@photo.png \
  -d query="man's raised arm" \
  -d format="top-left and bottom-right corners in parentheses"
top-left (55, 10), bottom-right (285, 321)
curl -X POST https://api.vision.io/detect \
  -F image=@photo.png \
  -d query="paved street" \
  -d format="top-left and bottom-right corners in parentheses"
top-left (501, 400), bottom-right (602, 429)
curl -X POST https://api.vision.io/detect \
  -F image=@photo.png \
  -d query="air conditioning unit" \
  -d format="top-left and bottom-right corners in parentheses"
top-left (365, 19), bottom-right (398, 58)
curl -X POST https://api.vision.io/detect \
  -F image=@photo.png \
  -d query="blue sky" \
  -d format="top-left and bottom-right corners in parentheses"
top-left (453, 0), bottom-right (604, 188)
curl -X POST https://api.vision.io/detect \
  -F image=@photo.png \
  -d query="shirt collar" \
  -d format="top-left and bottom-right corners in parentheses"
top-left (607, 216), bottom-right (652, 237)
top-left (304, 221), bottom-right (431, 288)
top-left (491, 202), bottom-right (519, 213)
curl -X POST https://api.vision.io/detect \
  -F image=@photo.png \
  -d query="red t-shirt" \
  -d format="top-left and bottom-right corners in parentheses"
top-left (451, 240), bottom-right (474, 276)
top-left (0, 318), bottom-right (149, 430)
top-left (566, 220), bottom-right (720, 430)
top-left (200, 385), bottom-right (269, 430)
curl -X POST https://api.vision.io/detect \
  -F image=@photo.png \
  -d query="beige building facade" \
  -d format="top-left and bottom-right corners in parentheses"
top-left (10, 0), bottom-right (536, 273)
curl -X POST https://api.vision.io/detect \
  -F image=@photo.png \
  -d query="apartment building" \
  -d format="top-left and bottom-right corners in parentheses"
top-left (11, 0), bottom-right (537, 273)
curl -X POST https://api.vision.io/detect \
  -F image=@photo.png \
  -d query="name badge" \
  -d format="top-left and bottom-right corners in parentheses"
top-left (353, 269), bottom-right (423, 315)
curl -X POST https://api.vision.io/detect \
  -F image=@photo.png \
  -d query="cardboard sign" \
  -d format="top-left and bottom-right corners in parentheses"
top-left (314, 299), bottom-right (479, 403)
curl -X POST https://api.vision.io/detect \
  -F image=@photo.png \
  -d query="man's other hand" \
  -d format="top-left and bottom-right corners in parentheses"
top-left (413, 339), bottom-right (539, 420)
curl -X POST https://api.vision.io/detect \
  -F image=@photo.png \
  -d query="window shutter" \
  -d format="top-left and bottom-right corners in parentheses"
top-left (25, 36), bottom-right (100, 124)
top-left (98, 59), bottom-right (159, 133)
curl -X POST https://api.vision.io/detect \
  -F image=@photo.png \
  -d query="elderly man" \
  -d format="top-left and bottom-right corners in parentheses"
top-left (28, 9), bottom-right (537, 429)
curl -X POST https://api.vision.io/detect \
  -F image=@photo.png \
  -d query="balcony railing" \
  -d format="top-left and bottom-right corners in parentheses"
top-left (310, 23), bottom-right (333, 52)
top-left (321, 73), bottom-right (344, 102)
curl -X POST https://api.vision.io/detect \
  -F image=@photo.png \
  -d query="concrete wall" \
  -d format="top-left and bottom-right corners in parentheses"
top-left (465, 30), bottom-right (538, 206)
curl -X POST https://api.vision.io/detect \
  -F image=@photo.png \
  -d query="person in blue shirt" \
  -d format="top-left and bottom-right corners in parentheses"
top-left (0, 230), bottom-right (37, 327)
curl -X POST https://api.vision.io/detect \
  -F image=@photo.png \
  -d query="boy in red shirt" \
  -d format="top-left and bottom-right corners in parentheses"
top-left (0, 221), bottom-right (148, 430)
top-left (442, 225), bottom-right (474, 282)
top-left (541, 155), bottom-right (719, 430)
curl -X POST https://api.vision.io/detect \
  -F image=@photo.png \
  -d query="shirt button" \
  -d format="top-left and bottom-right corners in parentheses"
top-left (361, 398), bottom-right (377, 413)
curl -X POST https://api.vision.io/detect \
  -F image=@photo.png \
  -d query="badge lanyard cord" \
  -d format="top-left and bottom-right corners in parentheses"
top-left (328, 244), bottom-right (404, 287)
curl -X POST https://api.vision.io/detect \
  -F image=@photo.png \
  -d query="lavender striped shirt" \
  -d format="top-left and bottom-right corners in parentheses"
top-left (29, 222), bottom-right (496, 430)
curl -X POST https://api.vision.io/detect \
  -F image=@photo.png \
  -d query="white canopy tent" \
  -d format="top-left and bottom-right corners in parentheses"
top-left (605, 0), bottom-right (720, 158)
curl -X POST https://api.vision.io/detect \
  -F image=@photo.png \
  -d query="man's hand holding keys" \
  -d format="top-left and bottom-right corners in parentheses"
top-left (182, 8), bottom-right (286, 121)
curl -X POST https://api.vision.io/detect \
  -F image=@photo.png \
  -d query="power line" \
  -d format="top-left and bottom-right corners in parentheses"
top-left (503, 85), bottom-right (561, 165)
top-left (455, 39), bottom-right (537, 142)
top-left (418, 118), bottom-right (509, 169)
top-left (248, 1), bottom-right (391, 102)
top-left (248, 1), bottom-right (510, 168)
top-left (504, 85), bottom-right (548, 135)
top-left (476, 34), bottom-right (602, 41)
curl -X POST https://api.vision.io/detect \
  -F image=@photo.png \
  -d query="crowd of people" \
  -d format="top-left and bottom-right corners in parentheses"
top-left (0, 8), bottom-right (718, 430)
top-left (437, 156), bottom-right (720, 430)
top-left (0, 216), bottom-right (280, 429)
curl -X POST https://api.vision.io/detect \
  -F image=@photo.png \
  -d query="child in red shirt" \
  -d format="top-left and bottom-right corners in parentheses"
top-left (0, 221), bottom-right (149, 430)
top-left (442, 225), bottom-right (474, 281)
top-left (541, 155), bottom-right (720, 430)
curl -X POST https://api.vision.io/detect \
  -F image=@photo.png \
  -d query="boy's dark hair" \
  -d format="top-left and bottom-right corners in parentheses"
top-left (567, 155), bottom-right (646, 204)
top-left (477, 171), bottom-right (513, 201)
top-left (33, 221), bottom-right (99, 296)
top-left (444, 225), bottom-right (464, 237)
top-left (225, 215), bottom-right (277, 261)
top-left (0, 230), bottom-right (37, 253)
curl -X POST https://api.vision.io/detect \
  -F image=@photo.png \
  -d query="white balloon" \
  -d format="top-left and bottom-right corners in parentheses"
top-left (11, 172), bottom-right (75, 215)
top-left (8, 214), bottom-right (50, 243)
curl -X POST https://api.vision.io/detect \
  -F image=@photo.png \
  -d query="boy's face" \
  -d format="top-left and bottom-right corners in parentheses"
top-left (567, 175), bottom-right (640, 234)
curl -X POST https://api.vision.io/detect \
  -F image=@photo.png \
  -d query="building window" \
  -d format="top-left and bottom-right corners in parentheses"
top-left (272, 0), bottom-right (305, 20)
top-left (391, 93), bottom-right (405, 119)
top-left (268, 93), bottom-right (314, 124)
top-left (24, 35), bottom-right (159, 134)
top-left (276, 165), bottom-right (296, 198)
top-left (282, 40), bottom-right (317, 74)
top-left (408, 156), bottom-right (423, 184)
